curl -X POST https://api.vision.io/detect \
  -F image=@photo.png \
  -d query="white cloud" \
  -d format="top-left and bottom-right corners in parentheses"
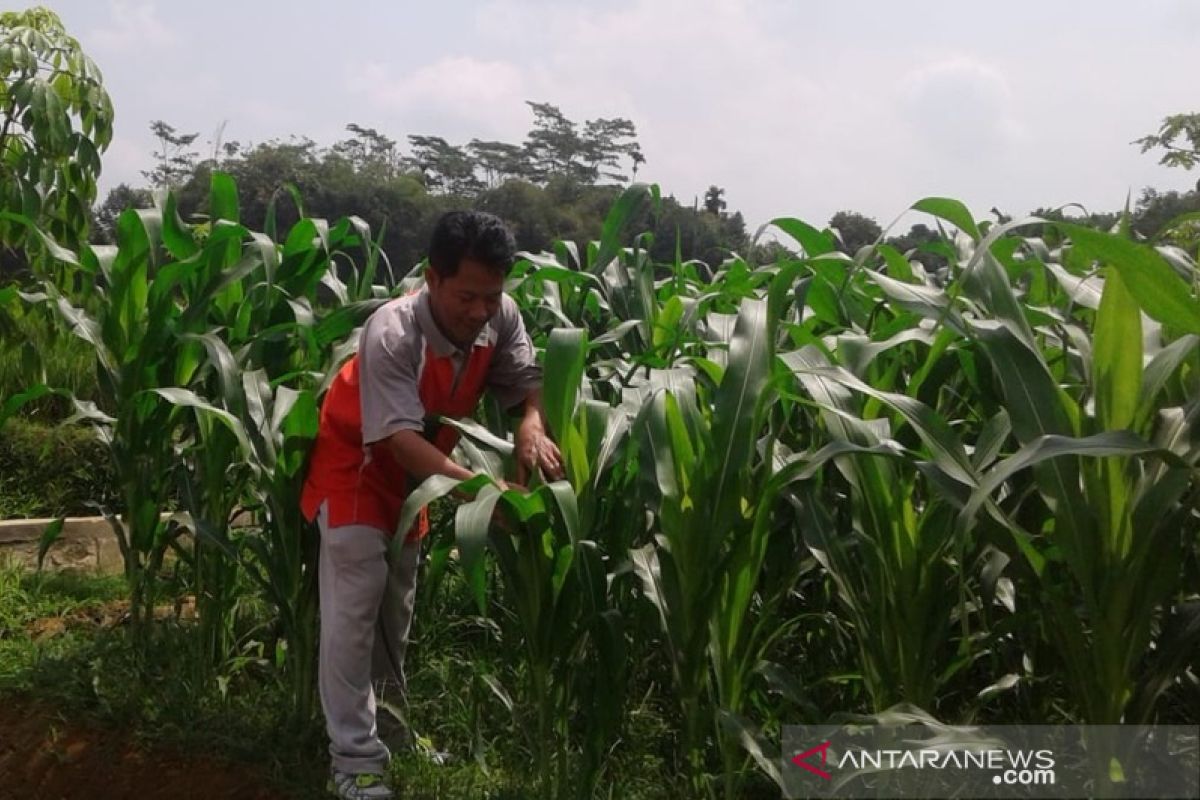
top-left (468, 0), bottom-right (830, 221)
top-left (88, 0), bottom-right (176, 51)
top-left (900, 57), bottom-right (1025, 161)
top-left (83, 0), bottom-right (1200, 229)
top-left (347, 57), bottom-right (531, 142)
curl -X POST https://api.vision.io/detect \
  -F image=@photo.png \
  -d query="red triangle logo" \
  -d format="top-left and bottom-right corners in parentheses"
top-left (791, 740), bottom-right (832, 780)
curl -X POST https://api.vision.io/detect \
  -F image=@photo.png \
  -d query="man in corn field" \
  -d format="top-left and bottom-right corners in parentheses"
top-left (300, 210), bottom-right (564, 799)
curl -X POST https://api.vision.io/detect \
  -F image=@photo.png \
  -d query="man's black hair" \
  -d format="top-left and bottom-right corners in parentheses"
top-left (428, 210), bottom-right (516, 278)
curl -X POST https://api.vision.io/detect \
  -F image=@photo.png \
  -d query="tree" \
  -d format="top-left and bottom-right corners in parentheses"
top-left (113, 104), bottom-right (686, 278)
top-left (468, 139), bottom-right (529, 188)
top-left (885, 222), bottom-right (949, 270)
top-left (523, 101), bottom-right (586, 183)
top-left (703, 185), bottom-right (726, 215)
top-left (749, 239), bottom-right (796, 265)
top-left (330, 123), bottom-right (402, 179)
top-left (93, 183), bottom-right (152, 243)
top-left (522, 101), bottom-right (646, 186)
top-left (476, 179), bottom-right (567, 253)
top-left (1135, 113), bottom-right (1200, 175)
top-left (829, 210), bottom-right (882, 254)
top-left (1025, 206), bottom-right (1119, 238)
top-left (581, 116), bottom-right (643, 183)
top-left (1132, 187), bottom-right (1200, 243)
top-left (0, 7), bottom-right (113, 254)
top-left (404, 134), bottom-right (482, 195)
top-left (143, 120), bottom-right (199, 189)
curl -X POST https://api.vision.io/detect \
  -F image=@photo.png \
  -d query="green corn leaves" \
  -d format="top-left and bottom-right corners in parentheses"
top-left (8, 181), bottom-right (1199, 795)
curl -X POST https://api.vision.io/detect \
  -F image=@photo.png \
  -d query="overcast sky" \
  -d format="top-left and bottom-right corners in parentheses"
top-left (43, 0), bottom-right (1200, 234)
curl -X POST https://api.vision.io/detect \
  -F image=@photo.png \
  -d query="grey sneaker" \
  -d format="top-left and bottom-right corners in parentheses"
top-left (327, 769), bottom-right (394, 799)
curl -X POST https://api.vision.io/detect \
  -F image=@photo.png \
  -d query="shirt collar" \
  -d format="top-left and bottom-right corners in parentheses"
top-left (414, 286), bottom-right (493, 358)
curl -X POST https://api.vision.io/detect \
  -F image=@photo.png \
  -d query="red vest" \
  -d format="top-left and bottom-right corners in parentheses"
top-left (300, 342), bottom-right (495, 539)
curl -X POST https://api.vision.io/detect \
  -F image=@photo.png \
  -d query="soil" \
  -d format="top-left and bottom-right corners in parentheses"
top-left (0, 696), bottom-right (291, 800)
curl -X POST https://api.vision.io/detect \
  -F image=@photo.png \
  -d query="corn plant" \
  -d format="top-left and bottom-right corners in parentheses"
top-left (5, 174), bottom-right (383, 692)
top-left (395, 325), bottom-right (635, 799)
top-left (9, 204), bottom-right (203, 640)
top-left (759, 217), bottom-right (987, 714)
top-left (397, 476), bottom-right (617, 799)
top-left (948, 213), bottom-right (1200, 732)
top-left (631, 292), bottom-right (813, 798)
top-left (157, 174), bottom-right (385, 717)
top-left (783, 337), bottom-right (1009, 710)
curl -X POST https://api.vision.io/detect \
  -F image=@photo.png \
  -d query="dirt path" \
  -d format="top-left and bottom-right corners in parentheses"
top-left (0, 696), bottom-right (290, 800)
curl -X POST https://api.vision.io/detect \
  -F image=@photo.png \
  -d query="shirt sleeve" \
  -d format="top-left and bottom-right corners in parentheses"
top-left (359, 304), bottom-right (426, 445)
top-left (487, 295), bottom-right (542, 410)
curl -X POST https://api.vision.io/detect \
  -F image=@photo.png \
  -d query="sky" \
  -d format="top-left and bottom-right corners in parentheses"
top-left (38, 0), bottom-right (1200, 234)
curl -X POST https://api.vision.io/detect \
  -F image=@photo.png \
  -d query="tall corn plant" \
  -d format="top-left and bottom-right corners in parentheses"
top-left (395, 481), bottom-right (614, 799)
top-left (396, 326), bottom-right (633, 799)
top-left (6, 203), bottom-right (214, 640)
top-left (764, 215), bottom-right (999, 714)
top-left (161, 174), bottom-right (385, 718)
top-left (5, 175), bottom-right (383, 707)
top-left (931, 205), bottom-right (1200, 729)
top-left (508, 183), bottom-right (735, 389)
top-left (631, 291), bottom-right (818, 798)
top-left (780, 337), bottom-right (995, 714)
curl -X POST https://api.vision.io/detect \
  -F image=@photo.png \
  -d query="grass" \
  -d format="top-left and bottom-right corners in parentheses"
top-left (0, 416), bottom-right (119, 518)
top-left (0, 555), bottom-right (692, 799)
top-left (0, 559), bottom-right (126, 678)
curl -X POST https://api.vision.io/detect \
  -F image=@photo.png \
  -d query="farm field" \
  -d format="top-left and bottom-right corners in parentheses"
top-left (2, 177), bottom-right (1198, 798)
top-left (2, 7), bottom-right (1199, 797)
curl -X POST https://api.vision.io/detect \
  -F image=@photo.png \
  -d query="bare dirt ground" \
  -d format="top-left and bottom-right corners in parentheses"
top-left (0, 695), bottom-right (289, 800)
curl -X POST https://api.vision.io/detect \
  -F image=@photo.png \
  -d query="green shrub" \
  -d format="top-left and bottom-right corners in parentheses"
top-left (0, 300), bottom-right (99, 421)
top-left (0, 418), bottom-right (117, 518)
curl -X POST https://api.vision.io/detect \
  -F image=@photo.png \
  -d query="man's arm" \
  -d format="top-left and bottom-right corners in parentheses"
top-left (360, 305), bottom-right (493, 489)
top-left (484, 296), bottom-right (563, 483)
top-left (514, 387), bottom-right (564, 483)
top-left (385, 429), bottom-right (476, 483)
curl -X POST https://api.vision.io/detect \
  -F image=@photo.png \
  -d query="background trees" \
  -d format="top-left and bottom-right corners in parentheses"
top-left (108, 105), bottom-right (746, 272)
top-left (0, 7), bottom-right (113, 277)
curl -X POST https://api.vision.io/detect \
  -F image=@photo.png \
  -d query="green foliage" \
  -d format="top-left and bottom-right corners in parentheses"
top-left (142, 119), bottom-right (201, 190)
top-left (829, 209), bottom-right (883, 255)
top-left (91, 182), bottom-right (152, 244)
top-left (0, 417), bottom-right (117, 518)
top-left (1135, 112), bottom-right (1200, 171)
top-left (12, 174), bottom-right (387, 721)
top-left (94, 103), bottom-right (723, 274)
top-left (0, 294), bottom-right (97, 418)
top-left (523, 101), bottom-right (644, 184)
top-left (406, 134), bottom-right (484, 195)
top-left (0, 7), bottom-right (112, 253)
top-left (6, 179), bottom-right (1200, 799)
top-left (1131, 187), bottom-right (1200, 245)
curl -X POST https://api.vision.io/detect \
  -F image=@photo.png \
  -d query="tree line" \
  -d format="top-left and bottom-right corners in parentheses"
top-left (87, 104), bottom-right (751, 274)
top-left (4, 5), bottom-right (1199, 281)
top-left (87, 107), bottom-right (1200, 283)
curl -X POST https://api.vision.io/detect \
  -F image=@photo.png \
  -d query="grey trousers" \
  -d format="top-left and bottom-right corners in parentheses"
top-left (317, 501), bottom-right (420, 774)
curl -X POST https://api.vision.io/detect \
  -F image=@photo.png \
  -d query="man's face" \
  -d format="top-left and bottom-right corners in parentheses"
top-left (425, 258), bottom-right (506, 349)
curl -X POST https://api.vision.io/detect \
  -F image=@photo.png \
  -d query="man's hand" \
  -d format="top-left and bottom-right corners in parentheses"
top-left (514, 410), bottom-right (565, 484)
